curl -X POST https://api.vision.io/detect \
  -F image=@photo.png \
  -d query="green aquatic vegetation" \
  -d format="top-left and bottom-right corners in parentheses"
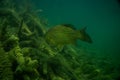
top-left (2, 35), bottom-right (19, 52)
top-left (7, 35), bottom-right (40, 80)
top-left (0, 0), bottom-right (14, 8)
top-left (0, 0), bottom-right (119, 80)
top-left (0, 48), bottom-right (13, 80)
top-left (40, 54), bottom-right (78, 80)
top-left (37, 37), bottom-right (57, 56)
top-left (21, 13), bottom-right (46, 36)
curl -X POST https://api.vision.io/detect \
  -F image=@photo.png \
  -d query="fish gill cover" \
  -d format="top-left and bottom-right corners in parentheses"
top-left (0, 0), bottom-right (120, 80)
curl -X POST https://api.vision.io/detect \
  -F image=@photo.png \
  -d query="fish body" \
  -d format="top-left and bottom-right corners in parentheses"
top-left (45, 24), bottom-right (92, 47)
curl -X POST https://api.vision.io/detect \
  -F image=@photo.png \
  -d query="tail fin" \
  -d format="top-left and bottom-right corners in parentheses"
top-left (78, 27), bottom-right (93, 43)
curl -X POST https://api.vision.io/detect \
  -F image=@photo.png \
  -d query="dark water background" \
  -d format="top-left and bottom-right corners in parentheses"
top-left (33, 0), bottom-right (120, 63)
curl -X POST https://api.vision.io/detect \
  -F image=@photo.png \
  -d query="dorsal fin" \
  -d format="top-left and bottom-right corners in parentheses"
top-left (61, 24), bottom-right (76, 30)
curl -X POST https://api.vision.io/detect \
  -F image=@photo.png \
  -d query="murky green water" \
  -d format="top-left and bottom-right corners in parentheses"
top-left (0, 0), bottom-right (120, 80)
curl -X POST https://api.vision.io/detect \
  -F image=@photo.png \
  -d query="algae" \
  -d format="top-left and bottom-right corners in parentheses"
top-left (0, 0), bottom-right (119, 80)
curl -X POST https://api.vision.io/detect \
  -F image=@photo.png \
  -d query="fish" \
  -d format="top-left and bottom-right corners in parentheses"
top-left (45, 24), bottom-right (92, 48)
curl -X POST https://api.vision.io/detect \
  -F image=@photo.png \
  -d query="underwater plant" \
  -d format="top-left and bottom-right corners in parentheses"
top-left (7, 35), bottom-right (40, 80)
top-left (0, 48), bottom-right (13, 80)
top-left (0, 0), bottom-right (119, 80)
